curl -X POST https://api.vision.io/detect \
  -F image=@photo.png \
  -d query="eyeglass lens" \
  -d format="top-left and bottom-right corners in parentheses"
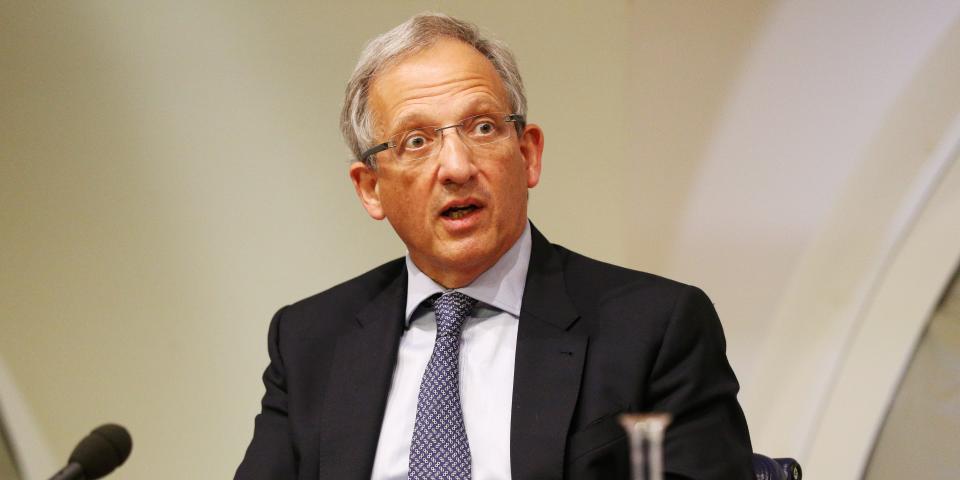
top-left (391, 113), bottom-right (516, 161)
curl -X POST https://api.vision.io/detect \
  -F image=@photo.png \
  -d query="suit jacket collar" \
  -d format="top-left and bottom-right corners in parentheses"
top-left (520, 224), bottom-right (580, 329)
top-left (316, 224), bottom-right (587, 479)
top-left (317, 268), bottom-right (408, 479)
top-left (510, 224), bottom-right (587, 479)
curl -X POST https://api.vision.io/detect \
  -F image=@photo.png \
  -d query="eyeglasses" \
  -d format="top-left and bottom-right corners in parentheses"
top-left (360, 112), bottom-right (525, 165)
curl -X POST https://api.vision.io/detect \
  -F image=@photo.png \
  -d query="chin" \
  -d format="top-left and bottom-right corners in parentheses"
top-left (441, 245), bottom-right (488, 265)
top-left (438, 241), bottom-right (496, 270)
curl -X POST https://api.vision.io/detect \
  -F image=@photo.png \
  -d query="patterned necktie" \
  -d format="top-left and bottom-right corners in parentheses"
top-left (408, 291), bottom-right (477, 479)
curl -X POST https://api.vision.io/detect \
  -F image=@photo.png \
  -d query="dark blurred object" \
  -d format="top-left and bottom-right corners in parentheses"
top-left (48, 424), bottom-right (132, 480)
top-left (752, 453), bottom-right (802, 480)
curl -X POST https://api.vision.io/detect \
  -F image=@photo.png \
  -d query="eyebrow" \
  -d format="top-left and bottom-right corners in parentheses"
top-left (390, 112), bottom-right (431, 135)
top-left (388, 98), bottom-right (506, 135)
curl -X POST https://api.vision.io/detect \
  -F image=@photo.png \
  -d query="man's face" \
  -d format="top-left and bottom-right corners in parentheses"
top-left (349, 38), bottom-right (544, 288)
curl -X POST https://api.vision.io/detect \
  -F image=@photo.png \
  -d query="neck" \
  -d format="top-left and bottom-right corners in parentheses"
top-left (428, 266), bottom-right (487, 290)
top-left (413, 224), bottom-right (527, 289)
top-left (414, 253), bottom-right (498, 289)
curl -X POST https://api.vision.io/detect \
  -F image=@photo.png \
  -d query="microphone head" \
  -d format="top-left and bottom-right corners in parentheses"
top-left (68, 424), bottom-right (132, 479)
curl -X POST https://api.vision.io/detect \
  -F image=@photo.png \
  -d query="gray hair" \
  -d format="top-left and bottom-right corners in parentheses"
top-left (340, 12), bottom-right (527, 166)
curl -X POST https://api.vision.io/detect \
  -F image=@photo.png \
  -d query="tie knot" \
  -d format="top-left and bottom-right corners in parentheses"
top-left (432, 291), bottom-right (477, 337)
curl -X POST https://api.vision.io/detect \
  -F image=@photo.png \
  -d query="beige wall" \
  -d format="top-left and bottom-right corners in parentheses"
top-left (0, 2), bottom-right (629, 478)
top-left (3, 1), bottom-right (960, 479)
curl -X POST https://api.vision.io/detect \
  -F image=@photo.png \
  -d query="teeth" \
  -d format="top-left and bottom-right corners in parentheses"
top-left (445, 205), bottom-right (477, 219)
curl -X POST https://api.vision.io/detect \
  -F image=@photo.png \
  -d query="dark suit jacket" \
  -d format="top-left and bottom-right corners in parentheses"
top-left (236, 226), bottom-right (753, 479)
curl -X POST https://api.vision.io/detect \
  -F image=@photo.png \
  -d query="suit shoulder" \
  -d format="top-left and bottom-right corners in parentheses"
top-left (549, 243), bottom-right (709, 310)
top-left (552, 243), bottom-right (690, 291)
top-left (278, 257), bottom-right (405, 320)
top-left (548, 243), bottom-right (722, 356)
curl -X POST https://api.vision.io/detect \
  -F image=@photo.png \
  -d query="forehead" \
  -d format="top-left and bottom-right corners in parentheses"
top-left (367, 38), bottom-right (511, 134)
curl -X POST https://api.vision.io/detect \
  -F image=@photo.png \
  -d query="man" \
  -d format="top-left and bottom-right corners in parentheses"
top-left (236, 12), bottom-right (752, 480)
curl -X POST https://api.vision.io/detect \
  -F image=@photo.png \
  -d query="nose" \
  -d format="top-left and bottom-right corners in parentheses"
top-left (435, 127), bottom-right (477, 185)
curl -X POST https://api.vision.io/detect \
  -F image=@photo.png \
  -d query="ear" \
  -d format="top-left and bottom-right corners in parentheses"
top-left (349, 161), bottom-right (386, 220)
top-left (518, 123), bottom-right (544, 188)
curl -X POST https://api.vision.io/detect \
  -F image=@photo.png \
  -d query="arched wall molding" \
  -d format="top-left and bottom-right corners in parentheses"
top-left (744, 13), bottom-right (960, 473)
top-left (806, 121), bottom-right (960, 478)
top-left (649, 1), bottom-right (960, 421)
top-left (0, 358), bottom-right (55, 480)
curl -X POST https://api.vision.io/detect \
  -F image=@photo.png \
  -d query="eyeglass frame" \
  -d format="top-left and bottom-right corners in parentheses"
top-left (358, 113), bottom-right (526, 165)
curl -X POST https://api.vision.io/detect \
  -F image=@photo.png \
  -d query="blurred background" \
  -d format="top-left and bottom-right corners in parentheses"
top-left (2, 1), bottom-right (959, 478)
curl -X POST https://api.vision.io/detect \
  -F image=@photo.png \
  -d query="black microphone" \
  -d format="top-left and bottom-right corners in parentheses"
top-left (48, 424), bottom-right (132, 480)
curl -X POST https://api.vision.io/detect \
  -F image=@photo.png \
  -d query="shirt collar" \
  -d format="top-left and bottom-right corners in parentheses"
top-left (404, 221), bottom-right (532, 324)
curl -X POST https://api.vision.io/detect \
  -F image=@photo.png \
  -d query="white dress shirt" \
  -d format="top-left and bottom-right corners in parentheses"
top-left (370, 222), bottom-right (532, 480)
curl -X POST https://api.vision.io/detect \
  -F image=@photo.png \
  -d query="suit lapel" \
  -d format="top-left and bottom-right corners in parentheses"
top-left (511, 226), bottom-right (587, 479)
top-left (317, 269), bottom-right (407, 479)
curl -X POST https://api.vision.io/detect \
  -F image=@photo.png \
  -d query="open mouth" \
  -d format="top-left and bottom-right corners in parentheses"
top-left (442, 204), bottom-right (480, 220)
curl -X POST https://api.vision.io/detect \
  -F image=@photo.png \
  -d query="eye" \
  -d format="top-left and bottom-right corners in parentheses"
top-left (472, 120), bottom-right (496, 136)
top-left (402, 134), bottom-right (429, 150)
